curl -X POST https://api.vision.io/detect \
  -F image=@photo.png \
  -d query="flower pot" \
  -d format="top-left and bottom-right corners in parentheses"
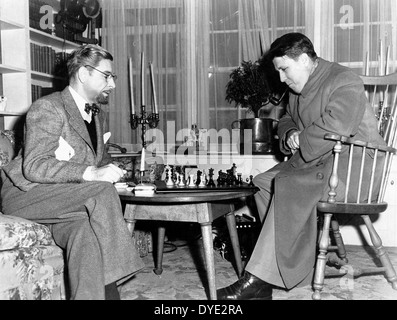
top-left (231, 118), bottom-right (278, 155)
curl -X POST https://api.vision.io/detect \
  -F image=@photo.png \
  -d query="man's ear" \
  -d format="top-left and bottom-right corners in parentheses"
top-left (300, 53), bottom-right (312, 67)
top-left (77, 66), bottom-right (89, 83)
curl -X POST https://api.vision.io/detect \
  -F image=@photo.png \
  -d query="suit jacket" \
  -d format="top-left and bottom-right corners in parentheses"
top-left (271, 59), bottom-right (385, 288)
top-left (3, 87), bottom-right (113, 191)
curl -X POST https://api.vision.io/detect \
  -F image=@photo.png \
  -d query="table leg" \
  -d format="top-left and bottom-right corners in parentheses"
top-left (200, 222), bottom-right (217, 300)
top-left (225, 204), bottom-right (243, 277)
top-left (154, 225), bottom-right (166, 275)
top-left (125, 218), bottom-right (136, 236)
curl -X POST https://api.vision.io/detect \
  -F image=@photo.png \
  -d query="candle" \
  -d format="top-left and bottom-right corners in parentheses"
top-left (141, 52), bottom-right (145, 106)
top-left (129, 57), bottom-right (135, 114)
top-left (149, 62), bottom-right (158, 114)
top-left (140, 147), bottom-right (145, 172)
top-left (379, 40), bottom-right (384, 76)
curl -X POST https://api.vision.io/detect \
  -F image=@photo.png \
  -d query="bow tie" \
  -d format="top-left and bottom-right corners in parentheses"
top-left (84, 103), bottom-right (100, 116)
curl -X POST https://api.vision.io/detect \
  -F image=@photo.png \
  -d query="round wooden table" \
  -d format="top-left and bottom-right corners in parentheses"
top-left (118, 186), bottom-right (258, 300)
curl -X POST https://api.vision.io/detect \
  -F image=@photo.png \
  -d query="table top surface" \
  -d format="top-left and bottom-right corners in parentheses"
top-left (118, 185), bottom-right (259, 204)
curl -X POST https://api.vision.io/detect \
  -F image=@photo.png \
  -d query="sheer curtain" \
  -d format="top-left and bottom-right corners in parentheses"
top-left (102, 0), bottom-right (188, 151)
top-left (101, 0), bottom-right (397, 149)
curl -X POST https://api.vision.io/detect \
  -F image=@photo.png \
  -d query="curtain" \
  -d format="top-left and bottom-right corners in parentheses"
top-left (101, 0), bottom-right (397, 149)
top-left (102, 0), bottom-right (188, 152)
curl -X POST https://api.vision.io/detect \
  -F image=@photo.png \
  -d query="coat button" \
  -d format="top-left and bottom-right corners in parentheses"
top-left (316, 173), bottom-right (324, 180)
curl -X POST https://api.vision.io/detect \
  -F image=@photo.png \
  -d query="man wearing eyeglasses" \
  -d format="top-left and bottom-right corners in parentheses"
top-left (1, 44), bottom-right (144, 300)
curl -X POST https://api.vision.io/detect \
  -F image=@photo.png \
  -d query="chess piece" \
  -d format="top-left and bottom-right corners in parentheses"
top-left (217, 170), bottom-right (225, 186)
top-left (179, 172), bottom-right (186, 187)
top-left (188, 174), bottom-right (196, 187)
top-left (237, 173), bottom-right (243, 185)
top-left (196, 170), bottom-right (202, 186)
top-left (174, 172), bottom-right (180, 185)
top-left (248, 175), bottom-right (255, 186)
top-left (198, 172), bottom-right (206, 187)
top-left (166, 168), bottom-right (174, 186)
top-left (207, 168), bottom-right (216, 187)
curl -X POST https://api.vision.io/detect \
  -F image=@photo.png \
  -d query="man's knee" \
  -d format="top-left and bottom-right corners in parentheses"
top-left (253, 171), bottom-right (274, 189)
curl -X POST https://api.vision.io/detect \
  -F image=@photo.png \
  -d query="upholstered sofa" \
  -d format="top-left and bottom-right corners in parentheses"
top-left (0, 130), bottom-right (66, 300)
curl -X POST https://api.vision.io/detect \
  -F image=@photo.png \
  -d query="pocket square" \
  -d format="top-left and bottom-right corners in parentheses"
top-left (55, 137), bottom-right (75, 161)
top-left (104, 132), bottom-right (111, 144)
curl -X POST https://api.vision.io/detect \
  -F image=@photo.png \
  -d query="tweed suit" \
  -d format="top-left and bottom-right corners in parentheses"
top-left (1, 87), bottom-right (144, 299)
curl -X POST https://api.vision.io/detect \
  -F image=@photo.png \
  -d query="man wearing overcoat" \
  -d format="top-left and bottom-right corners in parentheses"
top-left (217, 33), bottom-right (385, 300)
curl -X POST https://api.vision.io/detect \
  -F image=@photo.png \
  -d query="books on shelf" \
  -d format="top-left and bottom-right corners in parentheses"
top-left (30, 43), bottom-right (70, 77)
top-left (31, 85), bottom-right (57, 103)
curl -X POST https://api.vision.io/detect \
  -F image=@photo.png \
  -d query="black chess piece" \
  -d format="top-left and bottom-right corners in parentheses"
top-left (207, 168), bottom-right (216, 187)
top-left (196, 170), bottom-right (202, 186)
top-left (248, 175), bottom-right (255, 186)
top-left (217, 170), bottom-right (225, 186)
top-left (237, 173), bottom-right (243, 185)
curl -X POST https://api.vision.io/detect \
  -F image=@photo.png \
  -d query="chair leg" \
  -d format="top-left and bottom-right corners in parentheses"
top-left (330, 218), bottom-right (348, 264)
top-left (313, 213), bottom-right (332, 300)
top-left (153, 225), bottom-right (166, 275)
top-left (225, 204), bottom-right (243, 277)
top-left (361, 215), bottom-right (397, 290)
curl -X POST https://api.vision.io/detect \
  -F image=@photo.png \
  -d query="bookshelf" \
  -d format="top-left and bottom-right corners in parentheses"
top-left (0, 0), bottom-right (80, 130)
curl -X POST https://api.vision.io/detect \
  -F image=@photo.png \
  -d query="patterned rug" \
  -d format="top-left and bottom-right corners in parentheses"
top-left (119, 232), bottom-right (397, 300)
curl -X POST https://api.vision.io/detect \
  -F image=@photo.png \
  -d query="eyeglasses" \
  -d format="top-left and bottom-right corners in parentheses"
top-left (85, 65), bottom-right (118, 82)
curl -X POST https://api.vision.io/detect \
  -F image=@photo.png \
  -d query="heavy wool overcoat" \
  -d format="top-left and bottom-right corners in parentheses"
top-left (271, 58), bottom-right (385, 288)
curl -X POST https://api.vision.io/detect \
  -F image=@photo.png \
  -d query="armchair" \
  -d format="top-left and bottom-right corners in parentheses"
top-left (0, 130), bottom-right (66, 300)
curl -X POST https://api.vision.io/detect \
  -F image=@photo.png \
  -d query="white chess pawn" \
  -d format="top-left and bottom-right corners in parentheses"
top-left (179, 174), bottom-right (186, 187)
top-left (188, 174), bottom-right (196, 187)
top-left (199, 172), bottom-right (206, 187)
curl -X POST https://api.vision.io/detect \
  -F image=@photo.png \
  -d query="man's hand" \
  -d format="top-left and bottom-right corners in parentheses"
top-left (286, 130), bottom-right (301, 153)
top-left (84, 164), bottom-right (126, 183)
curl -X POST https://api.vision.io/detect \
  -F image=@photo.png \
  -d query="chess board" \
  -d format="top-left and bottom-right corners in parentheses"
top-left (154, 180), bottom-right (257, 193)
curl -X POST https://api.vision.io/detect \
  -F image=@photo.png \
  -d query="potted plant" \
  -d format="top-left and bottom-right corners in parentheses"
top-left (225, 60), bottom-right (272, 118)
top-left (226, 58), bottom-right (287, 154)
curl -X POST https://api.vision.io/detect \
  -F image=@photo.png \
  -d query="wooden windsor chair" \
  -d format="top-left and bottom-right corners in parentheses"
top-left (312, 72), bottom-right (397, 300)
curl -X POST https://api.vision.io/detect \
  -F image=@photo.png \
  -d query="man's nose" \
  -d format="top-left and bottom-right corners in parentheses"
top-left (108, 78), bottom-right (116, 88)
top-left (279, 72), bottom-right (287, 83)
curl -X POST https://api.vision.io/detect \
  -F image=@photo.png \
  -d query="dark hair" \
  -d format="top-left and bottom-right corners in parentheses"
top-left (67, 44), bottom-right (113, 80)
top-left (268, 32), bottom-right (317, 61)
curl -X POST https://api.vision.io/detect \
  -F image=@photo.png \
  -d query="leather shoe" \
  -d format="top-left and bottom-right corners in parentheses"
top-left (217, 271), bottom-right (272, 300)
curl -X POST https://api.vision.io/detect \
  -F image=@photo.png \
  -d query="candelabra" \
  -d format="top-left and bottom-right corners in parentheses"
top-left (130, 105), bottom-right (159, 149)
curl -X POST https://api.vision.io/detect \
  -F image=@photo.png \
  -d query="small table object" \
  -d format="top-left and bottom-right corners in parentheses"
top-left (118, 186), bottom-right (258, 300)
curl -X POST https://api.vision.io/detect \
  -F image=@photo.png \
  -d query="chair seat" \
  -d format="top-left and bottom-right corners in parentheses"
top-left (317, 202), bottom-right (388, 215)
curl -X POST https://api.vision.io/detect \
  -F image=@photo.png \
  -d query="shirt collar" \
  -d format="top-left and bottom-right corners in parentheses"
top-left (68, 86), bottom-right (92, 122)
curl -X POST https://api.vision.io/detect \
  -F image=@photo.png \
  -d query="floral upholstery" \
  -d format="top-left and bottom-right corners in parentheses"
top-left (0, 214), bottom-right (65, 300)
top-left (0, 130), bottom-right (65, 300)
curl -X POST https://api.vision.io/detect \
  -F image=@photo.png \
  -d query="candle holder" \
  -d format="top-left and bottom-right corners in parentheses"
top-left (130, 105), bottom-right (159, 184)
top-left (130, 105), bottom-right (159, 149)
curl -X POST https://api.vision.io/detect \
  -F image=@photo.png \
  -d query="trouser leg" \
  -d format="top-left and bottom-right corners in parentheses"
top-left (50, 219), bottom-right (105, 300)
top-left (253, 169), bottom-right (279, 223)
top-left (245, 198), bottom-right (286, 288)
